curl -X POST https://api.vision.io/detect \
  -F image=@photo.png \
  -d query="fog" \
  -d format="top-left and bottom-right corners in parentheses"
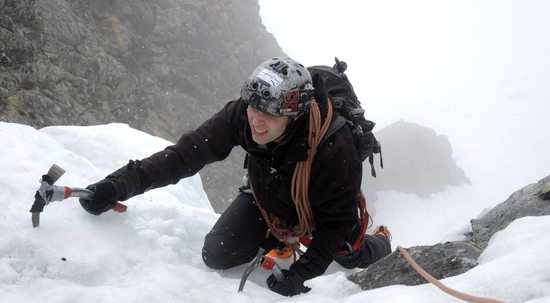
top-left (259, 0), bottom-right (550, 246)
top-left (259, 0), bottom-right (550, 124)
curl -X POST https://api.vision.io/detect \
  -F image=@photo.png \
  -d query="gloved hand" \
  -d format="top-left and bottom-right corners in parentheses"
top-left (266, 269), bottom-right (311, 297)
top-left (79, 179), bottom-right (119, 215)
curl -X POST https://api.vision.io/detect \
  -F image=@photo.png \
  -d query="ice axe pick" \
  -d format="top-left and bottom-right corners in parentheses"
top-left (29, 164), bottom-right (127, 228)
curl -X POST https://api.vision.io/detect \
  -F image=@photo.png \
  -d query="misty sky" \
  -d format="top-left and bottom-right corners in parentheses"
top-left (258, 0), bottom-right (550, 127)
top-left (258, 0), bottom-right (550, 233)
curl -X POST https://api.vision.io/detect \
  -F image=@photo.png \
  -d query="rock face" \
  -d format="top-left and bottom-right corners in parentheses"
top-left (0, 0), bottom-right (285, 211)
top-left (349, 242), bottom-right (482, 290)
top-left (363, 120), bottom-right (471, 203)
top-left (469, 176), bottom-right (550, 250)
top-left (349, 174), bottom-right (550, 290)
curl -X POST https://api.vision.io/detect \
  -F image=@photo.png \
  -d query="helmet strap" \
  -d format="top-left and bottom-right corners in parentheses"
top-left (273, 117), bottom-right (294, 143)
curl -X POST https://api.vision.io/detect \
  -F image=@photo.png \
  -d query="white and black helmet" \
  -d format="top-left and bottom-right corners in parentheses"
top-left (240, 57), bottom-right (315, 117)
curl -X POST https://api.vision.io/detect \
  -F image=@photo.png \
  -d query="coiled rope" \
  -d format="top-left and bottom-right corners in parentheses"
top-left (290, 99), bottom-right (333, 237)
top-left (253, 99), bottom-right (333, 249)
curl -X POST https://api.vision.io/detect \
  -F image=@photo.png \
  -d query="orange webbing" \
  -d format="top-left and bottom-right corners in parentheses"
top-left (397, 246), bottom-right (504, 303)
top-left (335, 192), bottom-right (369, 257)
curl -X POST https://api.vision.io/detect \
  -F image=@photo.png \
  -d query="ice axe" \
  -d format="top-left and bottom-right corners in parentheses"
top-left (238, 247), bottom-right (284, 292)
top-left (29, 164), bottom-right (127, 228)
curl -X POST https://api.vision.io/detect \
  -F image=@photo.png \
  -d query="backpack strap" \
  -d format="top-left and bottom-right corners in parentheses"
top-left (319, 113), bottom-right (382, 178)
top-left (320, 114), bottom-right (347, 146)
top-left (368, 149), bottom-right (381, 178)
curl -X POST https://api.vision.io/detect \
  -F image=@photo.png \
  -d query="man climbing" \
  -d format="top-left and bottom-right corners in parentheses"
top-left (79, 57), bottom-right (391, 296)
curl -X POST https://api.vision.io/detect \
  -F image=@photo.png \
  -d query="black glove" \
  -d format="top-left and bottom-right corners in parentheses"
top-left (266, 269), bottom-right (311, 297)
top-left (79, 179), bottom-right (119, 215)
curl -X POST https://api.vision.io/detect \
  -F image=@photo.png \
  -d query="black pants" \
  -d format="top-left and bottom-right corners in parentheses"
top-left (202, 192), bottom-right (391, 270)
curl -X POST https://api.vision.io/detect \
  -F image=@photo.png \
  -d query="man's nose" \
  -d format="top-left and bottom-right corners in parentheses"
top-left (252, 111), bottom-right (267, 123)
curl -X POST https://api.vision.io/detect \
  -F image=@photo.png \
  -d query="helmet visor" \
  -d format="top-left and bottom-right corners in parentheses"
top-left (243, 92), bottom-right (285, 117)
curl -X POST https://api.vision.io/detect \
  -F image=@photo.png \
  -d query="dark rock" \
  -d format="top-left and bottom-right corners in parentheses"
top-left (468, 175), bottom-right (550, 249)
top-left (538, 186), bottom-right (550, 201)
top-left (348, 241), bottom-right (481, 290)
top-left (349, 174), bottom-right (550, 289)
top-left (363, 120), bottom-right (471, 203)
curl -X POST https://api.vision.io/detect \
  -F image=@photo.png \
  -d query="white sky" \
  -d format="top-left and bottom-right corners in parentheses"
top-left (258, 0), bottom-right (550, 126)
top-left (1, 122), bottom-right (549, 302)
top-left (259, 0), bottom-right (458, 104)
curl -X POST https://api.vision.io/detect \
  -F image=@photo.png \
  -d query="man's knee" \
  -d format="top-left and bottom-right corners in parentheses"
top-left (202, 233), bottom-right (233, 270)
top-left (200, 192), bottom-right (269, 270)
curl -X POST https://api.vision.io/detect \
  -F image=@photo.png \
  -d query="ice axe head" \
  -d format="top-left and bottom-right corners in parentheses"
top-left (30, 164), bottom-right (66, 227)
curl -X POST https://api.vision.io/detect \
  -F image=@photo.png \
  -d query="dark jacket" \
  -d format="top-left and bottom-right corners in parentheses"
top-left (114, 94), bottom-right (363, 281)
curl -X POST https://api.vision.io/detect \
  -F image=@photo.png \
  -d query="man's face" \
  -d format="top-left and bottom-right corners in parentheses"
top-left (247, 106), bottom-right (290, 145)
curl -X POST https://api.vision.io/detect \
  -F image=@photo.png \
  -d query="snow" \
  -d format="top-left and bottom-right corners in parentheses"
top-left (1, 121), bottom-right (549, 303)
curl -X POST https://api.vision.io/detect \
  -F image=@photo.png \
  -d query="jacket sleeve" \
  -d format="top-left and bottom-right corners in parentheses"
top-left (135, 99), bottom-right (245, 192)
top-left (291, 126), bottom-right (362, 281)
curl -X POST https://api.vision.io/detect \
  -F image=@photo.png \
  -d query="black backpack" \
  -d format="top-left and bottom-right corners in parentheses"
top-left (308, 58), bottom-right (383, 177)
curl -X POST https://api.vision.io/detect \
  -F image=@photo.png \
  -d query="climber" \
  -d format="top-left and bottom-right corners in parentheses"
top-left (78, 57), bottom-right (391, 296)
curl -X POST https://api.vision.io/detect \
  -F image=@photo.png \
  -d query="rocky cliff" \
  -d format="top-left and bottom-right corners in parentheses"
top-left (363, 120), bottom-right (471, 205)
top-left (0, 0), bottom-right (285, 210)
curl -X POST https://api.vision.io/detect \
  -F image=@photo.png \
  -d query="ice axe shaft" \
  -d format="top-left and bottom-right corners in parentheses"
top-left (238, 248), bottom-right (284, 292)
top-left (30, 164), bottom-right (127, 228)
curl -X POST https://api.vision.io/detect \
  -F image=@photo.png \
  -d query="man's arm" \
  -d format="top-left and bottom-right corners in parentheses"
top-left (139, 99), bottom-right (245, 190)
top-left (80, 99), bottom-right (246, 215)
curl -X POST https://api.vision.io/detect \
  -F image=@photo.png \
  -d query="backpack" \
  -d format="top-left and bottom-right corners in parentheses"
top-left (308, 57), bottom-right (383, 177)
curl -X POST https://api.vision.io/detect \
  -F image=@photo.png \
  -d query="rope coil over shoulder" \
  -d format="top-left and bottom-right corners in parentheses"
top-left (252, 99), bottom-right (333, 250)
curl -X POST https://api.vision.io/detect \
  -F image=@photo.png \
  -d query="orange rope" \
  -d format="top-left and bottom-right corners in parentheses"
top-left (397, 246), bottom-right (504, 303)
top-left (290, 99), bottom-right (333, 237)
top-left (252, 99), bottom-right (333, 247)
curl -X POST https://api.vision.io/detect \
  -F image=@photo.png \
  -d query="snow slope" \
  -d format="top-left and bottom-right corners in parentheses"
top-left (1, 122), bottom-right (549, 303)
